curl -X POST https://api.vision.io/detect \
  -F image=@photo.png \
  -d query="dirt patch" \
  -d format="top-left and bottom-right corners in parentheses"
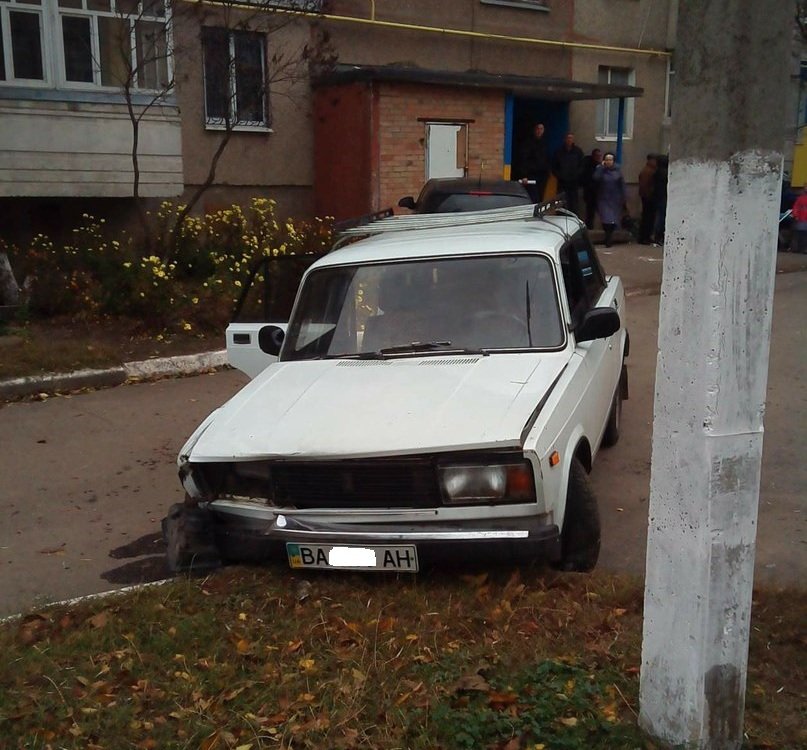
top-left (0, 318), bottom-right (222, 380)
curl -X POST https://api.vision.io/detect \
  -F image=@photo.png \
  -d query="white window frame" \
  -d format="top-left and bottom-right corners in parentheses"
top-left (0, 0), bottom-right (172, 92)
top-left (596, 65), bottom-right (635, 141)
top-left (202, 27), bottom-right (270, 132)
top-left (0, 2), bottom-right (50, 87)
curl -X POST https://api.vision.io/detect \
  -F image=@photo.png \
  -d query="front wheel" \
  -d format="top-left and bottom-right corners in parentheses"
top-left (554, 458), bottom-right (601, 572)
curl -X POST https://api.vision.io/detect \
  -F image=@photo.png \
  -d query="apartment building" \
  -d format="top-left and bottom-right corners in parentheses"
top-left (0, 0), bottom-right (676, 237)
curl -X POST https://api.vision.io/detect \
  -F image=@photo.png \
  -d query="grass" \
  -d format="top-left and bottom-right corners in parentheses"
top-left (1, 567), bottom-right (804, 750)
top-left (0, 318), bottom-right (221, 380)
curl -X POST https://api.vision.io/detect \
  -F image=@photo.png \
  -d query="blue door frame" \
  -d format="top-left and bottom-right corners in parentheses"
top-left (504, 94), bottom-right (629, 178)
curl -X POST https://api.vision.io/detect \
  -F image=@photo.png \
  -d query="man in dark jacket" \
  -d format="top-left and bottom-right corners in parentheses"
top-left (581, 148), bottom-right (602, 229)
top-left (637, 154), bottom-right (658, 244)
top-left (517, 123), bottom-right (550, 203)
top-left (551, 133), bottom-right (584, 216)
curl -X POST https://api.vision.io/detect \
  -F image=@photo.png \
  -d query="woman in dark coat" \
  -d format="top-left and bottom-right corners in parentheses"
top-left (592, 152), bottom-right (627, 247)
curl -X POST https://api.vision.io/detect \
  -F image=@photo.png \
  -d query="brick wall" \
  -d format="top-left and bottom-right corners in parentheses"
top-left (376, 83), bottom-right (506, 212)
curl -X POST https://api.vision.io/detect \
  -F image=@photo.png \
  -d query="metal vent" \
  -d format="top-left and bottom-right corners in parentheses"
top-left (336, 360), bottom-right (391, 366)
top-left (418, 358), bottom-right (481, 366)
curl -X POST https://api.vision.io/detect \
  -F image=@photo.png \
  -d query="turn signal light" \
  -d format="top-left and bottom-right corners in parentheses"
top-left (549, 451), bottom-right (560, 467)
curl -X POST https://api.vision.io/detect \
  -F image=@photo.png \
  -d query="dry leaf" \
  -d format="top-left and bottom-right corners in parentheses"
top-left (460, 572), bottom-right (489, 587)
top-left (452, 673), bottom-right (491, 694)
top-left (488, 691), bottom-right (518, 709)
top-left (88, 612), bottom-right (109, 629)
top-left (559, 716), bottom-right (578, 727)
top-left (38, 544), bottom-right (66, 556)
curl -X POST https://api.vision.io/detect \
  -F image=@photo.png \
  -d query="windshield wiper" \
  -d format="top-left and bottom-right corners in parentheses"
top-left (378, 340), bottom-right (452, 354)
top-left (320, 342), bottom-right (489, 359)
top-left (377, 341), bottom-right (489, 356)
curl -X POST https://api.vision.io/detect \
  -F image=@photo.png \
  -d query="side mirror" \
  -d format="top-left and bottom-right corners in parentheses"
top-left (398, 196), bottom-right (416, 210)
top-left (576, 307), bottom-right (620, 343)
top-left (258, 324), bottom-right (285, 356)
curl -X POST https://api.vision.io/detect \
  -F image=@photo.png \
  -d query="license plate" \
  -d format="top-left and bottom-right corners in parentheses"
top-left (286, 543), bottom-right (418, 572)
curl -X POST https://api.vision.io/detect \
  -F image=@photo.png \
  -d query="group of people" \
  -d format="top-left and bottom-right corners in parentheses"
top-left (516, 122), bottom-right (668, 248)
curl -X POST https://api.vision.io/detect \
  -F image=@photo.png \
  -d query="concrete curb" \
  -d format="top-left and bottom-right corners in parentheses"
top-left (0, 579), bottom-right (172, 624)
top-left (0, 349), bottom-right (229, 401)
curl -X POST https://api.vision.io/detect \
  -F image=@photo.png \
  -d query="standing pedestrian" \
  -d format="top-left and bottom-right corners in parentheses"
top-left (653, 154), bottom-right (669, 244)
top-left (790, 185), bottom-right (807, 253)
top-left (551, 133), bottom-right (585, 216)
top-left (592, 152), bottom-right (626, 248)
top-left (581, 148), bottom-right (602, 229)
top-left (516, 122), bottom-right (550, 203)
top-left (638, 154), bottom-right (658, 244)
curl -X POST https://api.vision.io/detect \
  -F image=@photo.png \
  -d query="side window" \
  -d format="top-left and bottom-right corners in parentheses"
top-left (559, 244), bottom-right (588, 326)
top-left (572, 233), bottom-right (606, 304)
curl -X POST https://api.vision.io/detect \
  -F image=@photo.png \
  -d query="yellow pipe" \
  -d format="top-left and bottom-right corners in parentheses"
top-left (190, 1), bottom-right (671, 58)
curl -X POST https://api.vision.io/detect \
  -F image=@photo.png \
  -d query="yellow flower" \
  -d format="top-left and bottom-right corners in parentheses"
top-left (183, 322), bottom-right (192, 331)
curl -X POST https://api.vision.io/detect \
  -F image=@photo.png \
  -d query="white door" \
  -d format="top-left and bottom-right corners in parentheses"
top-left (426, 123), bottom-right (467, 179)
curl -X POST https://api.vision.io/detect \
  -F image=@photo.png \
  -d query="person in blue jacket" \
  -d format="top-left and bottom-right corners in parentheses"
top-left (592, 152), bottom-right (627, 247)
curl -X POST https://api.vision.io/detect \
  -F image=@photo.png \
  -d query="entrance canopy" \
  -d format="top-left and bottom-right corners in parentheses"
top-left (312, 63), bottom-right (644, 102)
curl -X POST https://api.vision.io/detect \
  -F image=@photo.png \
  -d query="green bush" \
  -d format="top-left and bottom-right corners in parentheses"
top-left (5, 199), bottom-right (333, 334)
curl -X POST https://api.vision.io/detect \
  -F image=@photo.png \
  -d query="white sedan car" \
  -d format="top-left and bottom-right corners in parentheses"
top-left (164, 205), bottom-right (628, 574)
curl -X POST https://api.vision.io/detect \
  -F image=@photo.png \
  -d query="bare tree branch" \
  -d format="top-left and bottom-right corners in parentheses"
top-left (168, 0), bottom-right (335, 245)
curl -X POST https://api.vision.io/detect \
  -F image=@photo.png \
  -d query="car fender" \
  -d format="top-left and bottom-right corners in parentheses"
top-left (552, 425), bottom-right (590, 531)
top-left (527, 417), bottom-right (588, 532)
top-left (178, 408), bottom-right (220, 465)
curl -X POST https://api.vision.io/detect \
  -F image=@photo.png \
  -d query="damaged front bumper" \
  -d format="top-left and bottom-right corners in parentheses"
top-left (163, 499), bottom-right (560, 572)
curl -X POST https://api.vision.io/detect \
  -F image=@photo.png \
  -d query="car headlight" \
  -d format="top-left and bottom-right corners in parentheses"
top-left (438, 461), bottom-right (536, 504)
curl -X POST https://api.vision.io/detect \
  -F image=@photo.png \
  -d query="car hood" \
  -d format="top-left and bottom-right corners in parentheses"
top-left (188, 353), bottom-right (569, 461)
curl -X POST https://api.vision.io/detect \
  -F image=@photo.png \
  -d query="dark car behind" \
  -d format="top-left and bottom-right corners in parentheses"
top-left (399, 177), bottom-right (531, 214)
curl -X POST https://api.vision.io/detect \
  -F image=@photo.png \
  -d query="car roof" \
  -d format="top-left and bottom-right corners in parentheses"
top-left (313, 215), bottom-right (582, 269)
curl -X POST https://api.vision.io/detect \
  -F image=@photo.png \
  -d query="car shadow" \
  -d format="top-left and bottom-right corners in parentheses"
top-left (102, 532), bottom-right (171, 585)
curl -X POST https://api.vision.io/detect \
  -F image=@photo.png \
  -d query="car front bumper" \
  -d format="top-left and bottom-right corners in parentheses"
top-left (210, 508), bottom-right (561, 567)
top-left (163, 500), bottom-right (561, 571)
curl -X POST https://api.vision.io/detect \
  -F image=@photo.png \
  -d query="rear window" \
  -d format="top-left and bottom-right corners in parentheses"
top-left (424, 193), bottom-right (531, 213)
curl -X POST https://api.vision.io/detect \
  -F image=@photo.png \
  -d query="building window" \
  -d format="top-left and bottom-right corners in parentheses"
top-left (202, 27), bottom-right (268, 129)
top-left (0, 0), bottom-right (170, 90)
top-left (0, 4), bottom-right (46, 82)
top-left (597, 66), bottom-right (635, 140)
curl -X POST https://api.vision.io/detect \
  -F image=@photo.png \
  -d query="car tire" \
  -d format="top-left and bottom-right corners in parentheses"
top-left (602, 379), bottom-right (623, 447)
top-left (555, 458), bottom-right (601, 572)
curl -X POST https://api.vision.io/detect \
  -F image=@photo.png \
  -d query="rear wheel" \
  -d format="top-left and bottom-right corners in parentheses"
top-left (555, 458), bottom-right (600, 572)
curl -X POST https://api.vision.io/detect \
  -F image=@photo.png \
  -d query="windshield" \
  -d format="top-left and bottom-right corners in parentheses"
top-left (281, 255), bottom-right (564, 361)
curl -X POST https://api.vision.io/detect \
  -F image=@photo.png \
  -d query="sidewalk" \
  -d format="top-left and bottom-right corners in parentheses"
top-left (2, 241), bottom-right (805, 401)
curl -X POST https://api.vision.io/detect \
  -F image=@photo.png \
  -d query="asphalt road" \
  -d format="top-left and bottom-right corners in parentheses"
top-left (1, 261), bottom-right (804, 618)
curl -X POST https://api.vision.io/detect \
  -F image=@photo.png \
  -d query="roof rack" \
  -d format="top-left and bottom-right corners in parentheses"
top-left (334, 198), bottom-right (566, 246)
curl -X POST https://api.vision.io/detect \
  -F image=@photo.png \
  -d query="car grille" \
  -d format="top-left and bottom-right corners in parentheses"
top-left (273, 461), bottom-right (442, 509)
top-left (214, 458), bottom-right (443, 510)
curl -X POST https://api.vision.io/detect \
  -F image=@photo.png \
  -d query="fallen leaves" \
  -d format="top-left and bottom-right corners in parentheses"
top-left (1, 567), bottom-right (800, 750)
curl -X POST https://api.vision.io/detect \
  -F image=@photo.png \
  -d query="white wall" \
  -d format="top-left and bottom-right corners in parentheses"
top-left (0, 99), bottom-right (183, 198)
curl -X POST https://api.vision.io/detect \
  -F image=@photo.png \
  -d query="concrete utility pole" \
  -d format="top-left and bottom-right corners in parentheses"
top-left (639, 2), bottom-right (790, 749)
